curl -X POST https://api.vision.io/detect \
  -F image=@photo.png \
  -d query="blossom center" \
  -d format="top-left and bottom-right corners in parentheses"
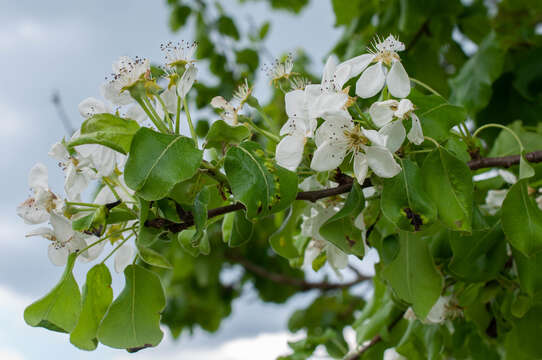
top-left (344, 127), bottom-right (369, 153)
top-left (374, 50), bottom-right (400, 66)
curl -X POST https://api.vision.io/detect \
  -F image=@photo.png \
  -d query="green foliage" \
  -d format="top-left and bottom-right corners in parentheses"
top-left (97, 265), bottom-right (166, 350)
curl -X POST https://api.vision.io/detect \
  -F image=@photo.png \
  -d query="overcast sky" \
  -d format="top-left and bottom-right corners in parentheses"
top-left (0, 1), bottom-right (380, 359)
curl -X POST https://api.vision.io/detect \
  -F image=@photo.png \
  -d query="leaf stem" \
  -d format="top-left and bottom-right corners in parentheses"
top-left (134, 97), bottom-right (169, 133)
top-left (246, 118), bottom-right (280, 143)
top-left (411, 78), bottom-right (444, 98)
top-left (423, 136), bottom-right (441, 148)
top-left (101, 233), bottom-right (134, 264)
top-left (183, 97), bottom-right (198, 145)
top-left (473, 123), bottom-right (525, 152)
top-left (66, 201), bottom-right (101, 208)
top-left (156, 94), bottom-right (174, 132)
top-left (175, 95), bottom-right (182, 134)
top-left (76, 225), bottom-right (137, 259)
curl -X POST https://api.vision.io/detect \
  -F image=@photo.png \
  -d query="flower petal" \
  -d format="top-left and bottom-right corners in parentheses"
top-left (177, 64), bottom-right (197, 98)
top-left (386, 61), bottom-right (410, 98)
top-left (125, 104), bottom-right (148, 123)
top-left (380, 121), bottom-right (406, 153)
top-left (362, 128), bottom-right (387, 148)
top-left (48, 243), bottom-right (69, 266)
top-left (355, 62), bottom-right (386, 99)
top-left (407, 113), bottom-right (424, 145)
top-left (310, 140), bottom-right (347, 172)
top-left (309, 92), bottom-right (348, 119)
top-left (275, 134), bottom-right (306, 171)
top-left (78, 97), bottom-right (109, 118)
top-left (50, 213), bottom-right (74, 244)
top-left (353, 153), bottom-right (369, 184)
top-left (48, 142), bottom-right (69, 162)
top-left (17, 198), bottom-right (49, 224)
top-left (114, 242), bottom-right (134, 273)
top-left (314, 113), bottom-right (352, 147)
top-left (337, 54), bottom-right (375, 82)
top-left (322, 55), bottom-right (339, 85)
top-left (26, 227), bottom-right (55, 239)
top-left (395, 99), bottom-right (414, 119)
top-left (326, 244), bottom-right (348, 270)
top-left (28, 163), bottom-right (48, 191)
top-left (285, 90), bottom-right (306, 118)
top-left (365, 145), bottom-right (402, 178)
top-left (369, 100), bottom-right (398, 128)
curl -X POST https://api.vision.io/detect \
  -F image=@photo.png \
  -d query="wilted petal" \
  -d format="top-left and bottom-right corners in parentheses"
top-left (114, 242), bottom-right (134, 273)
top-left (48, 243), bottom-right (69, 266)
top-left (369, 100), bottom-right (398, 128)
top-left (365, 145), bottom-right (402, 178)
top-left (177, 64), bottom-right (197, 98)
top-left (425, 296), bottom-right (450, 324)
top-left (326, 244), bottom-right (348, 270)
top-left (386, 61), bottom-right (410, 98)
top-left (285, 90), bottom-right (306, 118)
top-left (211, 96), bottom-right (229, 109)
top-left (353, 153), bottom-right (369, 184)
top-left (407, 114), bottom-right (424, 145)
top-left (355, 62), bottom-right (386, 99)
top-left (275, 134), bottom-right (306, 171)
top-left (310, 141), bottom-right (347, 172)
top-left (17, 198), bottom-right (49, 224)
top-left (380, 121), bottom-right (406, 153)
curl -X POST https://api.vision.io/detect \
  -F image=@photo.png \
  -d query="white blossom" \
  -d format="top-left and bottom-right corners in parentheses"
top-left (101, 56), bottom-right (150, 105)
top-left (310, 111), bottom-right (401, 184)
top-left (17, 163), bottom-right (63, 224)
top-left (425, 296), bottom-right (452, 324)
top-left (482, 189), bottom-right (508, 215)
top-left (369, 98), bottom-right (423, 150)
top-left (264, 53), bottom-right (294, 83)
top-left (25, 213), bottom-right (97, 266)
top-left (383, 348), bottom-right (406, 360)
top-left (211, 79), bottom-right (253, 125)
top-left (78, 97), bottom-right (114, 118)
top-left (355, 35), bottom-right (410, 99)
top-left (161, 40), bottom-right (197, 67)
top-left (176, 64), bottom-right (197, 98)
top-left (275, 87), bottom-right (347, 171)
top-left (319, 54), bottom-right (374, 94)
top-left (114, 241), bottom-right (134, 273)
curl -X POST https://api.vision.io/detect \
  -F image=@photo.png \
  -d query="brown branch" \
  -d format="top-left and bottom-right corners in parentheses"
top-left (227, 253), bottom-right (370, 291)
top-left (467, 150), bottom-right (542, 170)
top-left (145, 150), bottom-right (542, 233)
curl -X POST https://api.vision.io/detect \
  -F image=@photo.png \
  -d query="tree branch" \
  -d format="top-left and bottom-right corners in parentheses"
top-left (145, 150), bottom-right (542, 233)
top-left (226, 253), bottom-right (370, 291)
top-left (467, 150), bottom-right (542, 170)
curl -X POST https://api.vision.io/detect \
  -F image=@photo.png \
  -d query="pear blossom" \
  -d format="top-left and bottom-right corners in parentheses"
top-left (383, 348), bottom-right (406, 360)
top-left (25, 213), bottom-right (98, 266)
top-left (369, 98), bottom-right (424, 150)
top-left (311, 111), bottom-right (401, 184)
top-left (17, 163), bottom-right (63, 224)
top-left (101, 56), bottom-right (150, 105)
top-left (425, 296), bottom-right (452, 324)
top-left (161, 40), bottom-right (197, 67)
top-left (78, 97), bottom-right (114, 118)
top-left (497, 169), bottom-right (517, 184)
top-left (275, 87), bottom-right (348, 170)
top-left (264, 53), bottom-right (295, 83)
top-left (355, 35), bottom-right (410, 99)
top-left (211, 79), bottom-right (252, 125)
top-left (114, 241), bottom-right (134, 273)
top-left (482, 189), bottom-right (508, 215)
top-left (318, 54), bottom-right (374, 94)
top-left (49, 141), bottom-right (96, 200)
top-left (176, 64), bottom-right (197, 98)
top-left (302, 204), bottom-right (348, 271)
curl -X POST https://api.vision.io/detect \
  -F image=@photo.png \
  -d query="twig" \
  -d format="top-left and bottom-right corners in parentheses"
top-left (227, 253), bottom-right (370, 291)
top-left (145, 150), bottom-right (542, 233)
top-left (51, 91), bottom-right (75, 136)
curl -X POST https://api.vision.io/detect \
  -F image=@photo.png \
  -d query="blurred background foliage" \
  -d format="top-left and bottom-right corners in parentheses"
top-left (156, 0), bottom-right (542, 357)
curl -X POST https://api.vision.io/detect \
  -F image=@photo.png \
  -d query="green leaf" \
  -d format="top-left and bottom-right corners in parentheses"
top-left (408, 90), bottom-right (467, 142)
top-left (224, 141), bottom-right (297, 218)
top-left (505, 305), bottom-right (542, 358)
top-left (422, 147), bottom-right (474, 231)
top-left (97, 265), bottom-right (166, 350)
top-left (217, 16), bottom-right (239, 40)
top-left (236, 49), bottom-right (260, 73)
top-left (502, 180), bottom-right (542, 256)
top-left (70, 264), bottom-right (113, 350)
top-left (205, 120), bottom-right (250, 150)
top-left (224, 211), bottom-right (254, 247)
top-left (259, 21), bottom-right (270, 39)
top-left (448, 221), bottom-right (507, 282)
top-left (514, 249), bottom-right (542, 298)
top-left (331, 0), bottom-right (362, 26)
top-left (137, 245), bottom-right (173, 269)
top-left (125, 127), bottom-right (203, 201)
top-left (449, 32), bottom-right (506, 114)
top-left (519, 150), bottom-right (535, 180)
top-left (24, 254), bottom-right (81, 333)
top-left (381, 159), bottom-right (437, 232)
top-left (177, 229), bottom-right (200, 257)
top-left (69, 114), bottom-right (140, 154)
top-left (72, 206), bottom-right (107, 235)
top-left (381, 231), bottom-right (443, 318)
top-left (319, 182), bottom-right (365, 257)
top-left (270, 203), bottom-right (305, 258)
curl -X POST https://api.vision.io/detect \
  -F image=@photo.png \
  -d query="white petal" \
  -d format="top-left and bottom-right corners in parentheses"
top-left (322, 55), bottom-right (339, 85)
top-left (48, 142), bottom-right (69, 161)
top-left (331, 63), bottom-right (351, 91)
top-left (28, 163), bottom-right (48, 191)
top-left (65, 164), bottom-right (92, 200)
top-left (161, 87), bottom-right (178, 114)
top-left (310, 141), bottom-right (347, 172)
top-left (355, 62), bottom-right (386, 99)
top-left (48, 243), bottom-right (69, 266)
top-left (125, 104), bottom-right (148, 123)
top-left (362, 128), bottom-right (387, 148)
top-left (338, 54), bottom-right (375, 79)
top-left (369, 100), bottom-right (398, 128)
top-left (94, 186), bottom-right (118, 205)
top-left (353, 153), bottom-right (369, 184)
top-left (17, 198), bottom-right (49, 224)
top-left (100, 81), bottom-right (132, 106)
top-left (50, 213), bottom-right (74, 244)
top-left (386, 61), bottom-right (410, 98)
top-left (275, 135), bottom-right (306, 171)
top-left (77, 234), bottom-right (105, 262)
top-left (279, 117), bottom-right (307, 137)
top-left (314, 114), bottom-right (352, 147)
top-left (365, 145), bottom-right (402, 178)
top-left (395, 99), bottom-right (414, 119)
top-left (26, 227), bottom-right (55, 240)
top-left (114, 242), bottom-right (134, 273)
top-left (380, 121), bottom-right (406, 153)
top-left (299, 175), bottom-right (323, 192)
top-left (497, 169), bottom-right (517, 184)
top-left (407, 114), bottom-right (424, 145)
top-left (211, 96), bottom-right (229, 109)
top-left (285, 90), bottom-right (306, 118)
top-left (91, 146), bottom-right (117, 177)
top-left (326, 244), bottom-right (348, 270)
top-left (177, 64), bottom-right (197, 98)
top-left (383, 348), bottom-right (406, 360)
top-left (78, 97), bottom-right (109, 118)
top-left (425, 296), bottom-right (450, 324)
top-left (485, 189), bottom-right (508, 209)
top-left (309, 92), bottom-right (348, 119)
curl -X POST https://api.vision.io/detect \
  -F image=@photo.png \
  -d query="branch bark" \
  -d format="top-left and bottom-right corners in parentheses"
top-left (145, 150), bottom-right (542, 233)
top-left (227, 253), bottom-right (370, 291)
